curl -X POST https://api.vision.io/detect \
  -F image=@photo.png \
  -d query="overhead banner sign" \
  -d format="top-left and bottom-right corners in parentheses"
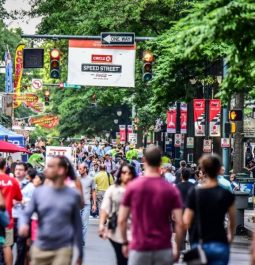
top-left (29, 115), bottom-right (59, 129)
top-left (181, 103), bottom-right (187, 134)
top-left (209, 99), bottom-right (221, 137)
top-left (68, 40), bottom-right (136, 88)
top-left (194, 99), bottom-right (205, 136)
top-left (13, 44), bottom-right (25, 108)
top-left (29, 101), bottom-right (45, 113)
top-left (15, 93), bottom-right (38, 106)
top-left (167, 109), bottom-right (176, 133)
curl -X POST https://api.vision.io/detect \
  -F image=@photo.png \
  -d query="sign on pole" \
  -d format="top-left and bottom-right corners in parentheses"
top-left (46, 146), bottom-right (76, 166)
top-left (32, 79), bottom-right (43, 90)
top-left (128, 133), bottom-right (137, 144)
top-left (203, 139), bottom-right (212, 153)
top-left (101, 32), bottom-right (135, 46)
top-left (187, 137), bottom-right (194, 148)
top-left (68, 40), bottom-right (136, 88)
top-left (221, 138), bottom-right (230, 148)
top-left (174, 134), bottom-right (182, 147)
top-left (209, 99), bottom-right (221, 137)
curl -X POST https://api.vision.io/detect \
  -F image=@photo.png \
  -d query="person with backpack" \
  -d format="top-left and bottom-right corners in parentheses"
top-left (183, 154), bottom-right (236, 265)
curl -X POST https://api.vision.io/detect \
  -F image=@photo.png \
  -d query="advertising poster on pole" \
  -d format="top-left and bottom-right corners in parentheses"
top-left (221, 138), bottom-right (230, 148)
top-left (128, 133), bottom-right (137, 145)
top-left (194, 99), bottom-right (205, 136)
top-left (181, 103), bottom-right (187, 134)
top-left (203, 139), bottom-right (212, 153)
top-left (209, 99), bottom-right (221, 137)
top-left (167, 109), bottom-right (176, 133)
top-left (119, 125), bottom-right (126, 144)
top-left (187, 137), bottom-right (194, 148)
top-left (68, 40), bottom-right (136, 87)
top-left (174, 134), bottom-right (182, 147)
top-left (13, 44), bottom-right (25, 108)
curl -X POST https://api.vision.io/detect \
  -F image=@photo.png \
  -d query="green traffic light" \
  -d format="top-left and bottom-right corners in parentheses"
top-left (50, 69), bottom-right (60, 79)
top-left (143, 73), bottom-right (152, 82)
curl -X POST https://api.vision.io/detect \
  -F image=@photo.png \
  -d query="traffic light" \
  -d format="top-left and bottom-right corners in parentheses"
top-left (50, 48), bottom-right (60, 79)
top-left (142, 51), bottom-right (154, 82)
top-left (224, 122), bottom-right (236, 135)
top-left (229, 109), bottom-right (243, 121)
top-left (44, 90), bottom-right (50, 106)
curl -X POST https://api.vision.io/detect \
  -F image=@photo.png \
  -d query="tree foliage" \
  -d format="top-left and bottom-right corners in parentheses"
top-left (19, 0), bottom-right (193, 137)
top-left (151, 0), bottom-right (255, 110)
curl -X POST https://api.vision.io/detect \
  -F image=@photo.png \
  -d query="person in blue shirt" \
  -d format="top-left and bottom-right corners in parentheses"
top-left (218, 166), bottom-right (232, 192)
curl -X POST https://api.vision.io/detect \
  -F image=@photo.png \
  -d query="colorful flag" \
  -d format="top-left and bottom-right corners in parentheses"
top-left (194, 99), bottom-right (205, 136)
top-left (209, 99), bottom-right (221, 137)
top-left (5, 50), bottom-right (13, 93)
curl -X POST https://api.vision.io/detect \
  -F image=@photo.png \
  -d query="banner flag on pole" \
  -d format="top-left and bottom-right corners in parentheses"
top-left (181, 103), bottom-right (187, 134)
top-left (209, 99), bottom-right (221, 137)
top-left (194, 99), bottom-right (205, 136)
top-left (167, 109), bottom-right (176, 133)
top-left (5, 50), bottom-right (13, 93)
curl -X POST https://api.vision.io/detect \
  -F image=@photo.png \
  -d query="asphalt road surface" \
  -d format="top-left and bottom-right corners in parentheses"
top-left (85, 218), bottom-right (251, 265)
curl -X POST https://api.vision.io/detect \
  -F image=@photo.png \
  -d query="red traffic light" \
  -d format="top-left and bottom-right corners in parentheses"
top-left (143, 51), bottom-right (154, 62)
top-left (50, 48), bottom-right (60, 59)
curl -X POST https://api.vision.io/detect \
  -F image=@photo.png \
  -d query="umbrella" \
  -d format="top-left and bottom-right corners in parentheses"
top-left (0, 140), bottom-right (31, 153)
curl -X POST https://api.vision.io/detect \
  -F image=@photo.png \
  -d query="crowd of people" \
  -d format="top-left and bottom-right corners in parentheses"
top-left (0, 141), bottom-right (253, 265)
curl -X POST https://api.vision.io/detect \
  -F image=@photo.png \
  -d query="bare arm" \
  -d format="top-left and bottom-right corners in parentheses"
top-left (183, 208), bottom-right (194, 231)
top-left (227, 203), bottom-right (236, 243)
top-left (75, 180), bottom-right (84, 206)
top-left (172, 209), bottom-right (183, 262)
top-left (118, 205), bottom-right (130, 243)
top-left (98, 209), bottom-right (108, 238)
top-left (92, 190), bottom-right (97, 207)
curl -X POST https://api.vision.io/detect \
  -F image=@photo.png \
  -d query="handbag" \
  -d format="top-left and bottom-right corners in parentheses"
top-left (183, 188), bottom-right (207, 265)
top-left (107, 187), bottom-right (118, 232)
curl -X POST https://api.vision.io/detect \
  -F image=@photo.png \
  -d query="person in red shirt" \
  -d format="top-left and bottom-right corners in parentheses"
top-left (0, 158), bottom-right (22, 265)
top-left (118, 145), bottom-right (183, 265)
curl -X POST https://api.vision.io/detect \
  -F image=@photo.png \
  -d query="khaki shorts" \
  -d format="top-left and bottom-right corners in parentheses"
top-left (4, 228), bottom-right (14, 247)
top-left (31, 246), bottom-right (73, 265)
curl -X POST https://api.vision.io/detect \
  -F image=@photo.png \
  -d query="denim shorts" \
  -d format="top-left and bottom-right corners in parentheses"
top-left (192, 242), bottom-right (230, 265)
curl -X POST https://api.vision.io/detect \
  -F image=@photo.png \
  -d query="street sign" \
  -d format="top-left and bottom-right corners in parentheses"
top-left (174, 134), bottom-right (182, 147)
top-left (221, 138), bottom-right (230, 148)
top-left (59, 82), bottom-right (81, 89)
top-left (32, 79), bottom-right (43, 90)
top-left (203, 139), bottom-right (212, 153)
top-left (128, 133), bottom-right (137, 144)
top-left (187, 137), bottom-right (194, 148)
top-left (101, 32), bottom-right (135, 46)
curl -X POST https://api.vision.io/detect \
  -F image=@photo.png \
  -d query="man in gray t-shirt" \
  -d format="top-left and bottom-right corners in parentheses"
top-left (79, 163), bottom-right (96, 250)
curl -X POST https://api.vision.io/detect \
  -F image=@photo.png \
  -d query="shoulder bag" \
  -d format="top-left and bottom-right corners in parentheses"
top-left (107, 186), bottom-right (118, 232)
top-left (183, 188), bottom-right (207, 265)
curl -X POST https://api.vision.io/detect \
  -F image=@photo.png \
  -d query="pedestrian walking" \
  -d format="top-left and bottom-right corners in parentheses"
top-left (13, 162), bottom-right (29, 265)
top-left (78, 163), bottom-right (97, 252)
top-left (183, 154), bottom-right (236, 265)
top-left (118, 145), bottom-right (183, 265)
top-left (175, 160), bottom-right (187, 184)
top-left (99, 164), bottom-right (136, 265)
top-left (0, 158), bottom-right (22, 265)
top-left (19, 156), bottom-right (83, 265)
top-left (95, 164), bottom-right (114, 211)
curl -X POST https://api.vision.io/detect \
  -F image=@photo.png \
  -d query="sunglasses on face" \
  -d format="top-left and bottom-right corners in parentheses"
top-left (121, 170), bottom-right (131, 175)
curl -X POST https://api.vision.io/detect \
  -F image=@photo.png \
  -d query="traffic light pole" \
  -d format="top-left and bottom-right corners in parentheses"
top-left (21, 34), bottom-right (155, 42)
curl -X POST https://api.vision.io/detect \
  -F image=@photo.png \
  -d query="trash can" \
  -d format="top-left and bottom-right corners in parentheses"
top-left (234, 191), bottom-right (250, 235)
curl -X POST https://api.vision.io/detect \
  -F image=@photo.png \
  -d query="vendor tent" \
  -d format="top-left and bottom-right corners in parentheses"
top-left (0, 125), bottom-right (25, 146)
top-left (0, 141), bottom-right (30, 153)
